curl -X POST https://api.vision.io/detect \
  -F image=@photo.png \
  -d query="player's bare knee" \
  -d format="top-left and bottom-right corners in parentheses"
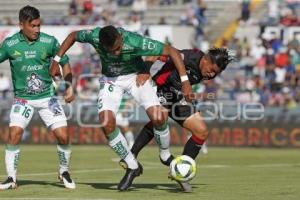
top-left (8, 127), bottom-right (23, 145)
top-left (151, 114), bottom-right (166, 127)
top-left (102, 122), bottom-right (116, 136)
top-left (57, 135), bottom-right (69, 145)
top-left (7, 139), bottom-right (20, 146)
top-left (194, 127), bottom-right (208, 140)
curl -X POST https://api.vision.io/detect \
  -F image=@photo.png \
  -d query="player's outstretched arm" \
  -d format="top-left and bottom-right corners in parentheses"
top-left (0, 44), bottom-right (9, 63)
top-left (50, 32), bottom-right (77, 77)
top-left (62, 63), bottom-right (74, 103)
top-left (162, 45), bottom-right (193, 102)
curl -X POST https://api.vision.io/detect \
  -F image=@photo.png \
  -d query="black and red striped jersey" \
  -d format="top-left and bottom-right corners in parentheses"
top-left (152, 49), bottom-right (204, 90)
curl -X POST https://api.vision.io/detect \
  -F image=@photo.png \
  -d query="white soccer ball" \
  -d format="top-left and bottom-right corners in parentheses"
top-left (169, 155), bottom-right (196, 182)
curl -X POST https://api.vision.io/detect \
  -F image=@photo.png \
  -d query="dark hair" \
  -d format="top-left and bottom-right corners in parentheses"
top-left (99, 25), bottom-right (120, 50)
top-left (208, 48), bottom-right (234, 71)
top-left (19, 5), bottom-right (40, 23)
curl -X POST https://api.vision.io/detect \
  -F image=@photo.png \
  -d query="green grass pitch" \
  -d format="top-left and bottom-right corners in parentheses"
top-left (0, 145), bottom-right (299, 200)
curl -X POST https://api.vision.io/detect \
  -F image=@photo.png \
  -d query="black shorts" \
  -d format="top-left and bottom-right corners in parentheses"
top-left (157, 87), bottom-right (197, 126)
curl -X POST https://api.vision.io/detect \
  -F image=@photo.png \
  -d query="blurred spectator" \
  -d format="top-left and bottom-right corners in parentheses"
top-left (0, 73), bottom-right (10, 99)
top-left (132, 0), bottom-right (147, 18)
top-left (250, 39), bottom-right (266, 61)
top-left (240, 0), bottom-right (251, 22)
top-left (285, 0), bottom-right (299, 15)
top-left (275, 47), bottom-right (289, 68)
top-left (280, 6), bottom-right (299, 26)
top-left (270, 35), bottom-right (282, 54)
top-left (3, 17), bottom-right (14, 25)
top-left (266, 0), bottom-right (279, 26)
top-left (106, 0), bottom-right (118, 17)
top-left (69, 0), bottom-right (78, 15)
top-left (288, 35), bottom-right (300, 50)
top-left (194, 0), bottom-right (207, 25)
top-left (127, 14), bottom-right (142, 33)
top-left (282, 86), bottom-right (297, 109)
top-left (158, 16), bottom-right (167, 25)
top-left (240, 49), bottom-right (256, 77)
top-left (118, 0), bottom-right (134, 6)
top-left (180, 3), bottom-right (196, 25)
top-left (160, 0), bottom-right (176, 6)
top-left (83, 0), bottom-right (94, 14)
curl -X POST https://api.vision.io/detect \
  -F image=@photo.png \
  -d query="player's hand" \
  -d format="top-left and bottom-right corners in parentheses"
top-left (50, 61), bottom-right (61, 77)
top-left (181, 81), bottom-right (193, 102)
top-left (136, 73), bottom-right (151, 87)
top-left (64, 86), bottom-right (75, 103)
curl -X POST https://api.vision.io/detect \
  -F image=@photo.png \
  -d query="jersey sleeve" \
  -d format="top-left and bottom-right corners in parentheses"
top-left (76, 28), bottom-right (97, 43)
top-left (52, 37), bottom-right (69, 66)
top-left (126, 31), bottom-right (164, 56)
top-left (0, 42), bottom-right (9, 63)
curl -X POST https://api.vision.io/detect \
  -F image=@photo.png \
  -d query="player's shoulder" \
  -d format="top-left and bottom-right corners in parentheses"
top-left (2, 32), bottom-right (20, 48)
top-left (118, 27), bottom-right (142, 39)
top-left (79, 27), bottom-right (100, 40)
top-left (38, 32), bottom-right (57, 44)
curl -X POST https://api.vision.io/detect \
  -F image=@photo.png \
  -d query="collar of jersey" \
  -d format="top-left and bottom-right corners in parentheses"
top-left (18, 31), bottom-right (39, 45)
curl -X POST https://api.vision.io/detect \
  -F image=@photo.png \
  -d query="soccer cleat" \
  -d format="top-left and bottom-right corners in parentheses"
top-left (0, 177), bottom-right (17, 190)
top-left (168, 173), bottom-right (192, 192)
top-left (159, 155), bottom-right (174, 166)
top-left (119, 159), bottom-right (128, 169)
top-left (117, 162), bottom-right (143, 191)
top-left (59, 171), bottom-right (76, 189)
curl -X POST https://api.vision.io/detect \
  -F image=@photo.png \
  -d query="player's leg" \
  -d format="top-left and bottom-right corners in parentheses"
top-left (201, 142), bottom-right (208, 154)
top-left (38, 97), bottom-right (75, 189)
top-left (130, 121), bottom-right (154, 158)
top-left (98, 80), bottom-right (142, 191)
top-left (116, 113), bottom-right (134, 149)
top-left (0, 99), bottom-right (34, 190)
top-left (181, 112), bottom-right (208, 159)
top-left (131, 79), bottom-right (172, 165)
top-left (120, 125), bottom-right (135, 149)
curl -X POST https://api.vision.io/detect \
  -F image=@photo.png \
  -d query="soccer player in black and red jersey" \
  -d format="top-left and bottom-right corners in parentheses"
top-left (120, 47), bottom-right (234, 191)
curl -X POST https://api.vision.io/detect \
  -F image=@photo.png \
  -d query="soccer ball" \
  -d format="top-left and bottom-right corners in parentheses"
top-left (169, 155), bottom-right (196, 182)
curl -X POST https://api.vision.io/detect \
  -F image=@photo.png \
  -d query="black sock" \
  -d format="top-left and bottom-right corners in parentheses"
top-left (131, 122), bottom-right (154, 157)
top-left (182, 137), bottom-right (202, 159)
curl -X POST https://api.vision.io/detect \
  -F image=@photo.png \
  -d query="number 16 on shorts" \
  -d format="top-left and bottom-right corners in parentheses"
top-left (9, 102), bottom-right (34, 128)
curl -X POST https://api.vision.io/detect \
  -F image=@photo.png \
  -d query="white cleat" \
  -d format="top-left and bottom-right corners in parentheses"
top-left (59, 171), bottom-right (76, 189)
top-left (0, 177), bottom-right (17, 190)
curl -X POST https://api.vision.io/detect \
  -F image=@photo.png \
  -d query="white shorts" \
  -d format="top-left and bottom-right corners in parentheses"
top-left (116, 112), bottom-right (129, 127)
top-left (9, 97), bottom-right (67, 130)
top-left (97, 74), bottom-right (160, 115)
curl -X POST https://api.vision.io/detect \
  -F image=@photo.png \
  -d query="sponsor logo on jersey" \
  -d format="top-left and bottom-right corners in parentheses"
top-left (13, 105), bottom-right (21, 113)
top-left (21, 65), bottom-right (43, 72)
top-left (39, 37), bottom-right (52, 43)
top-left (93, 38), bottom-right (99, 43)
top-left (122, 44), bottom-right (134, 50)
top-left (48, 98), bottom-right (62, 116)
top-left (25, 51), bottom-right (37, 59)
top-left (26, 73), bottom-right (45, 94)
top-left (142, 39), bottom-right (156, 50)
top-left (7, 39), bottom-right (19, 47)
top-left (13, 98), bottom-right (28, 106)
top-left (13, 50), bottom-right (22, 57)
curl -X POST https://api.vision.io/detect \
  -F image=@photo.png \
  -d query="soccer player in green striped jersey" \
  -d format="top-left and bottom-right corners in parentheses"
top-left (0, 5), bottom-right (75, 190)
